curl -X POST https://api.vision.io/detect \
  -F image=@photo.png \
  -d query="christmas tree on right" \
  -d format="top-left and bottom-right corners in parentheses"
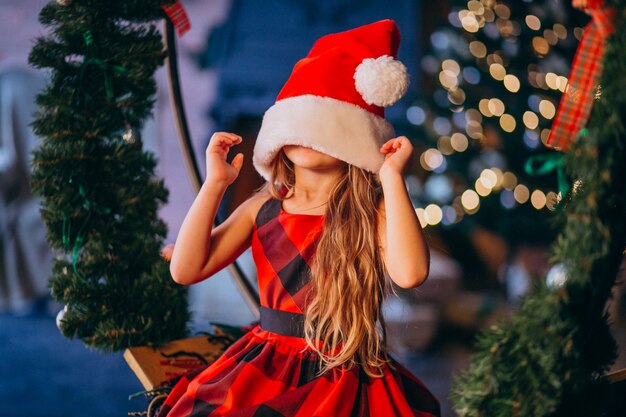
top-left (403, 0), bottom-right (590, 294)
top-left (418, 1), bottom-right (626, 415)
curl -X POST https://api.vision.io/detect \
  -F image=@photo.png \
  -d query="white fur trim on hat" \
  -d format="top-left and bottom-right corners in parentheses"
top-left (354, 55), bottom-right (409, 107)
top-left (253, 95), bottom-right (395, 180)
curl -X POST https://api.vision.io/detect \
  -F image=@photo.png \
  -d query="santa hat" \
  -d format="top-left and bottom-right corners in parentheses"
top-left (253, 19), bottom-right (409, 180)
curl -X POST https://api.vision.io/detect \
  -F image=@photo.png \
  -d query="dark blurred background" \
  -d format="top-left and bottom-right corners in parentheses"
top-left (1, 1), bottom-right (624, 416)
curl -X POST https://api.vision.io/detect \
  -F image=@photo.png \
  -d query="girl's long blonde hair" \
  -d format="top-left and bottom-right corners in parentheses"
top-left (266, 149), bottom-right (390, 377)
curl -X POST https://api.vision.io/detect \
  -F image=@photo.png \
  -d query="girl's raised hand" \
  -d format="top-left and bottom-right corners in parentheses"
top-left (205, 132), bottom-right (244, 186)
top-left (379, 136), bottom-right (413, 179)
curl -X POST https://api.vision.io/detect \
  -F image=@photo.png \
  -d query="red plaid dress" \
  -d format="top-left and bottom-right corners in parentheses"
top-left (159, 198), bottom-right (440, 417)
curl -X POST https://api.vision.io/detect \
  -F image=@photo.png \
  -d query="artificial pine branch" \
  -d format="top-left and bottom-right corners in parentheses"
top-left (28, 0), bottom-right (189, 351)
top-left (451, 2), bottom-right (626, 416)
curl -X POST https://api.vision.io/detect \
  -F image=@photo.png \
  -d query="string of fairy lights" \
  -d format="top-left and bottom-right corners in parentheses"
top-left (411, 0), bottom-right (580, 228)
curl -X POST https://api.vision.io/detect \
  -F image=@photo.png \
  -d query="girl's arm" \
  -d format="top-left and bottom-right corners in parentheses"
top-left (377, 136), bottom-right (430, 288)
top-left (169, 132), bottom-right (264, 285)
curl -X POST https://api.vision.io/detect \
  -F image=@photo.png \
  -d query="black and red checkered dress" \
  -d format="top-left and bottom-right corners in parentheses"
top-left (159, 198), bottom-right (440, 417)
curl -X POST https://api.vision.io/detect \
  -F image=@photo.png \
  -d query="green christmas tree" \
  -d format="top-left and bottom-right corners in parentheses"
top-left (404, 0), bottom-right (588, 250)
top-left (448, 0), bottom-right (626, 415)
top-left (28, 0), bottom-right (189, 351)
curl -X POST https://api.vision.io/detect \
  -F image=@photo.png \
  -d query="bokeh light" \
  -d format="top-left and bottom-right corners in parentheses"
top-left (503, 74), bottom-right (520, 92)
top-left (532, 36), bottom-right (550, 55)
top-left (488, 98), bottom-right (505, 116)
top-left (523, 111), bottom-right (539, 129)
top-left (489, 63), bottom-right (506, 80)
top-left (469, 40), bottom-right (487, 58)
top-left (425, 204), bottom-right (443, 225)
top-left (479, 98), bottom-right (492, 117)
top-left (546, 191), bottom-right (559, 210)
top-left (461, 189), bottom-right (480, 212)
top-left (553, 23), bottom-right (567, 39)
top-left (475, 178), bottom-right (492, 196)
top-left (480, 168), bottom-right (498, 189)
top-left (420, 148), bottom-right (444, 171)
top-left (450, 132), bottom-right (469, 152)
top-left (525, 15), bottom-right (541, 31)
top-left (539, 99), bottom-right (556, 119)
top-left (500, 114), bottom-right (516, 132)
top-left (502, 172), bottom-right (518, 190)
top-left (463, 66), bottom-right (481, 84)
top-left (437, 135), bottom-right (454, 155)
top-left (514, 184), bottom-right (530, 203)
top-left (407, 106), bottom-right (426, 125)
top-left (531, 189), bottom-right (547, 209)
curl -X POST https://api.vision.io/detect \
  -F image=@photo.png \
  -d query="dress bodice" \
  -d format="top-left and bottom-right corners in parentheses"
top-left (251, 198), bottom-right (324, 315)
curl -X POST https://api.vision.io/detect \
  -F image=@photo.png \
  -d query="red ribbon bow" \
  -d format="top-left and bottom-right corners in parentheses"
top-left (546, 0), bottom-right (616, 150)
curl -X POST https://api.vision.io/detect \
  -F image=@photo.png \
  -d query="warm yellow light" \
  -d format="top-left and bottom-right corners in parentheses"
top-left (514, 184), bottom-right (530, 204)
top-left (483, 8), bottom-right (495, 22)
top-left (479, 98), bottom-right (493, 117)
top-left (469, 41), bottom-right (487, 58)
top-left (486, 53), bottom-right (504, 66)
top-left (448, 88), bottom-right (466, 105)
top-left (502, 172), bottom-right (518, 190)
top-left (475, 178), bottom-right (492, 197)
top-left (451, 133), bottom-right (469, 152)
top-left (528, 71), bottom-right (539, 88)
top-left (530, 189), bottom-right (547, 209)
top-left (461, 12), bottom-right (480, 33)
top-left (494, 4), bottom-right (511, 19)
top-left (437, 136), bottom-right (454, 155)
top-left (442, 59), bottom-right (461, 75)
top-left (415, 208), bottom-right (427, 228)
top-left (480, 169), bottom-right (498, 189)
top-left (466, 108), bottom-right (482, 122)
top-left (532, 37), bottom-right (550, 56)
top-left (553, 23), bottom-right (567, 39)
top-left (469, 4), bottom-right (485, 16)
top-left (491, 167), bottom-right (504, 190)
top-left (467, 0), bottom-right (484, 15)
top-left (439, 70), bottom-right (459, 89)
top-left (421, 148), bottom-right (444, 171)
top-left (539, 100), bottom-right (556, 119)
top-left (541, 129), bottom-right (551, 145)
top-left (546, 191), bottom-right (559, 210)
top-left (557, 76), bottom-right (568, 92)
top-left (488, 98), bottom-right (505, 116)
top-left (425, 204), bottom-right (443, 225)
top-left (503, 74), bottom-right (520, 92)
top-left (465, 120), bottom-right (483, 139)
top-left (574, 27), bottom-right (584, 40)
top-left (500, 114), bottom-right (516, 132)
top-left (545, 72), bottom-right (558, 89)
top-left (544, 29), bottom-right (558, 45)
top-left (497, 18), bottom-right (515, 38)
top-left (525, 15), bottom-right (541, 31)
top-left (489, 63), bottom-right (506, 81)
top-left (523, 111), bottom-right (539, 129)
top-left (461, 189), bottom-right (480, 211)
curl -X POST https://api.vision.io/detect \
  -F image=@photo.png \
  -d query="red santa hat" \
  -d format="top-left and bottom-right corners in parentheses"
top-left (253, 19), bottom-right (409, 180)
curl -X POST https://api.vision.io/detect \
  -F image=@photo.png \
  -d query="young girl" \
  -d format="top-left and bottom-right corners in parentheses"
top-left (162, 19), bottom-right (440, 417)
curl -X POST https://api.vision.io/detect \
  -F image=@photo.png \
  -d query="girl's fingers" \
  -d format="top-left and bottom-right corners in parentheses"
top-left (208, 133), bottom-right (243, 154)
top-left (380, 136), bottom-right (408, 151)
top-left (230, 153), bottom-right (244, 172)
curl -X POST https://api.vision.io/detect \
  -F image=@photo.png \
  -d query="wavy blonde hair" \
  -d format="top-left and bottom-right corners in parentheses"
top-left (266, 149), bottom-right (390, 377)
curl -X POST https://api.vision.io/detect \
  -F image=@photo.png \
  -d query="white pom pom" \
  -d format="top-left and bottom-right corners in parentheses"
top-left (354, 55), bottom-right (409, 107)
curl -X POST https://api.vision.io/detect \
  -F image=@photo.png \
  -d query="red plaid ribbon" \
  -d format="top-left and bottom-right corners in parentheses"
top-left (161, 1), bottom-right (191, 36)
top-left (546, 0), bottom-right (616, 150)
